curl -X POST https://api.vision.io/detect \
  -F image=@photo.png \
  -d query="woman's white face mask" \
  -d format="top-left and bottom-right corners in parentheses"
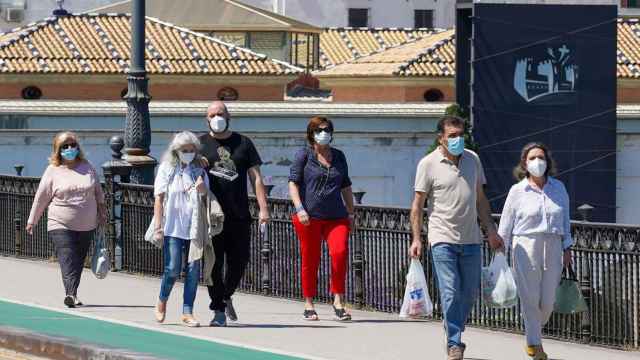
top-left (178, 151), bottom-right (195, 164)
top-left (209, 115), bottom-right (227, 133)
top-left (527, 158), bottom-right (547, 178)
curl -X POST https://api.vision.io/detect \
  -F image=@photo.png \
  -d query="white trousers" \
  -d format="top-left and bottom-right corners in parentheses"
top-left (512, 234), bottom-right (563, 346)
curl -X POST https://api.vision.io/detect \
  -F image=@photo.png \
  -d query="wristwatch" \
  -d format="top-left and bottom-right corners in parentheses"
top-left (295, 204), bottom-right (305, 213)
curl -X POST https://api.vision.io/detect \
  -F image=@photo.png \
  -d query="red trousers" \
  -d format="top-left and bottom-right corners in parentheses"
top-left (292, 215), bottom-right (350, 298)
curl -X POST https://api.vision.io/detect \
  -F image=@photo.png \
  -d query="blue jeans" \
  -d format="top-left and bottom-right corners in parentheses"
top-left (431, 243), bottom-right (482, 348)
top-left (159, 236), bottom-right (201, 314)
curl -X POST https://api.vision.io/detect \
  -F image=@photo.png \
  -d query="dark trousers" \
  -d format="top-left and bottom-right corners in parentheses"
top-left (207, 220), bottom-right (251, 311)
top-left (49, 229), bottom-right (93, 297)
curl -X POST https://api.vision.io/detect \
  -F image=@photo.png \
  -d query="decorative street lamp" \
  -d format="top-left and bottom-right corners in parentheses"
top-left (123, 0), bottom-right (156, 184)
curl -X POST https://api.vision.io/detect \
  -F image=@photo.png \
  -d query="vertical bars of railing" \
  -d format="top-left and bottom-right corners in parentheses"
top-left (2, 173), bottom-right (638, 350)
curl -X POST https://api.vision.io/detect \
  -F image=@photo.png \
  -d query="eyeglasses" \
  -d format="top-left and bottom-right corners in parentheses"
top-left (61, 143), bottom-right (78, 150)
top-left (180, 149), bottom-right (196, 153)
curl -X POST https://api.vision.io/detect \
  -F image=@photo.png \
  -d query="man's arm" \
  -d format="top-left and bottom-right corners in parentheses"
top-left (409, 191), bottom-right (427, 258)
top-left (248, 165), bottom-right (270, 224)
top-left (477, 184), bottom-right (504, 250)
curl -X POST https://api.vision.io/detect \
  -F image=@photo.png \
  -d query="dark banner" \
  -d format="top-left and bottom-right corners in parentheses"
top-left (469, 4), bottom-right (617, 222)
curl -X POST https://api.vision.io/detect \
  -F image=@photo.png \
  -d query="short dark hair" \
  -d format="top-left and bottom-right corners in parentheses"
top-left (437, 116), bottom-right (465, 135)
top-left (513, 142), bottom-right (558, 180)
top-left (306, 116), bottom-right (334, 145)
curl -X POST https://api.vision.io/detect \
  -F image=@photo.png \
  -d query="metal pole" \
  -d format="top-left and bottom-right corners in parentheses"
top-left (123, 0), bottom-right (156, 184)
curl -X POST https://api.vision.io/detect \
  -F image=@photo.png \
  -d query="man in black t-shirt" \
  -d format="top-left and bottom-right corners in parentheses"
top-left (199, 100), bottom-right (270, 327)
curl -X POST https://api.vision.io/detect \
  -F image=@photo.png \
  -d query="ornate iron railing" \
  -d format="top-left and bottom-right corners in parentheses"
top-left (1, 174), bottom-right (638, 350)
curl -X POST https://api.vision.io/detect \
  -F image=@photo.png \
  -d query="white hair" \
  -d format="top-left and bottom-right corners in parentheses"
top-left (161, 131), bottom-right (202, 166)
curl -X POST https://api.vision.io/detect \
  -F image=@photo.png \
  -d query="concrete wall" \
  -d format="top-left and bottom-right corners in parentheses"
top-left (1, 101), bottom-right (638, 224)
top-left (0, 110), bottom-right (437, 208)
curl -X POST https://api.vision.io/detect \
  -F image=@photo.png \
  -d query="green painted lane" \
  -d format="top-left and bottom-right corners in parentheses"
top-left (0, 300), bottom-right (303, 360)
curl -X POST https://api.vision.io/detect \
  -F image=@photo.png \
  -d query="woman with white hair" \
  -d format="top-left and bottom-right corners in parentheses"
top-left (153, 131), bottom-right (209, 327)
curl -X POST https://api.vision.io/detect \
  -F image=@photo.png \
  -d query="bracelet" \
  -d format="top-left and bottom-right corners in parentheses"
top-left (295, 204), bottom-right (305, 213)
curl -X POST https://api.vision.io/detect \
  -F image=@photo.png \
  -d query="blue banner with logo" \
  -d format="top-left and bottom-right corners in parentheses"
top-left (469, 4), bottom-right (617, 222)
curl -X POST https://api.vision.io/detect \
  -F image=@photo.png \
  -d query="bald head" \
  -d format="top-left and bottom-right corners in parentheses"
top-left (207, 100), bottom-right (229, 119)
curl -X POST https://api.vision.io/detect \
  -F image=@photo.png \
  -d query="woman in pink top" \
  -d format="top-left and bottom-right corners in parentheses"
top-left (27, 131), bottom-right (106, 308)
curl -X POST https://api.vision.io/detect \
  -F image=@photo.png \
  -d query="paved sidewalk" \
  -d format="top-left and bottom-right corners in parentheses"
top-left (0, 257), bottom-right (637, 360)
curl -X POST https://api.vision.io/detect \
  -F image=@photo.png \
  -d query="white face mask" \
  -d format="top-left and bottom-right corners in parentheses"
top-left (527, 158), bottom-right (547, 178)
top-left (178, 151), bottom-right (195, 164)
top-left (209, 115), bottom-right (227, 133)
top-left (314, 131), bottom-right (332, 146)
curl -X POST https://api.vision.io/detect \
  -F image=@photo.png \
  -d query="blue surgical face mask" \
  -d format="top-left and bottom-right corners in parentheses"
top-left (61, 147), bottom-right (79, 161)
top-left (447, 136), bottom-right (465, 156)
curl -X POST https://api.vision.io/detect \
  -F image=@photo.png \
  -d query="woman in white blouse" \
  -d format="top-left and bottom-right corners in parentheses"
top-left (152, 132), bottom-right (208, 327)
top-left (498, 142), bottom-right (573, 360)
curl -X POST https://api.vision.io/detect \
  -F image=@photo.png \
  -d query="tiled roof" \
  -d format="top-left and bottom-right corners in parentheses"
top-left (319, 19), bottom-right (640, 79)
top-left (319, 27), bottom-right (440, 68)
top-left (618, 18), bottom-right (640, 78)
top-left (0, 13), bottom-right (302, 76)
top-left (316, 30), bottom-right (454, 77)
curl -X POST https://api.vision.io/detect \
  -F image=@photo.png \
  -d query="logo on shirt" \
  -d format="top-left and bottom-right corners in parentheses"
top-left (513, 44), bottom-right (578, 105)
top-left (215, 147), bottom-right (237, 172)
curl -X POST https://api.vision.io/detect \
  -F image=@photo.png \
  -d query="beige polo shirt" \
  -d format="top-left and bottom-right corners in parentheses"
top-left (414, 147), bottom-right (486, 245)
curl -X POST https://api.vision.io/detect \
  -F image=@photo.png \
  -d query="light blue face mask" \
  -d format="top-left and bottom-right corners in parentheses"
top-left (61, 148), bottom-right (79, 161)
top-left (447, 136), bottom-right (465, 156)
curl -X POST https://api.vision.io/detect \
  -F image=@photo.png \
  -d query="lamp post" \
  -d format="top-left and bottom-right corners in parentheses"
top-left (123, 0), bottom-right (156, 184)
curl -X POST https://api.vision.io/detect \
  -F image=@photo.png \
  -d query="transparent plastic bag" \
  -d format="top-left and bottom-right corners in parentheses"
top-left (91, 227), bottom-right (111, 279)
top-left (400, 259), bottom-right (433, 318)
top-left (481, 252), bottom-right (518, 308)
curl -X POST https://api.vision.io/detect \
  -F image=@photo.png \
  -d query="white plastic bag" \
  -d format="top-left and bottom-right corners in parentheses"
top-left (91, 227), bottom-right (111, 279)
top-left (400, 259), bottom-right (433, 318)
top-left (481, 252), bottom-right (518, 308)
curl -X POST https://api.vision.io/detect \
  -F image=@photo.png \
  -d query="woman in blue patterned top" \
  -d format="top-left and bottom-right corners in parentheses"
top-left (289, 116), bottom-right (355, 321)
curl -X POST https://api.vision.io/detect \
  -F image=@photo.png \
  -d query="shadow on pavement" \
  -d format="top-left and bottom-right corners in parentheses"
top-left (349, 319), bottom-right (430, 324)
top-left (229, 323), bottom-right (345, 329)
top-left (81, 304), bottom-right (155, 309)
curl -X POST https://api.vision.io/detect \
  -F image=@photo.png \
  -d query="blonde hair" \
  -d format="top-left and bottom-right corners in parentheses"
top-left (49, 131), bottom-right (86, 166)
top-left (161, 131), bottom-right (204, 167)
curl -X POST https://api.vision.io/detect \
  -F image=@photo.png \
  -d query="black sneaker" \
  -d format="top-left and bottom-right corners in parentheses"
top-left (224, 298), bottom-right (238, 322)
top-left (64, 295), bottom-right (75, 308)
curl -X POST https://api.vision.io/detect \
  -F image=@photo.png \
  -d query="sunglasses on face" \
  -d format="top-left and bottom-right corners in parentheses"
top-left (314, 127), bottom-right (333, 134)
top-left (180, 149), bottom-right (196, 154)
top-left (61, 143), bottom-right (78, 150)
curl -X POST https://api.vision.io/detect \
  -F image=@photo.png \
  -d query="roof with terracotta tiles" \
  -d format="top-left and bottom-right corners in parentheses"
top-left (316, 30), bottom-right (454, 77)
top-left (617, 18), bottom-right (640, 78)
top-left (319, 18), bottom-right (640, 79)
top-left (0, 13), bottom-right (302, 76)
top-left (319, 27), bottom-right (440, 68)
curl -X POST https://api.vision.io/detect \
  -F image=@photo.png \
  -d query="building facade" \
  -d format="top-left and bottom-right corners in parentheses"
top-left (244, 0), bottom-right (455, 29)
top-left (0, 0), bottom-right (119, 32)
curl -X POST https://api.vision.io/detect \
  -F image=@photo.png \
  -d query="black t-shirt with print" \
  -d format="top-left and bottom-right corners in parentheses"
top-left (199, 132), bottom-right (263, 221)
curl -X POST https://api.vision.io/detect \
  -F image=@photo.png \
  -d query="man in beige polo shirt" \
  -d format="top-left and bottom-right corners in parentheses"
top-left (409, 115), bottom-right (504, 360)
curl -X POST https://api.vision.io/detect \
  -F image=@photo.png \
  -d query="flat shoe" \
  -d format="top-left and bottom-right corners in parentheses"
top-left (333, 305), bottom-right (352, 321)
top-left (181, 315), bottom-right (200, 327)
top-left (154, 303), bottom-right (166, 323)
top-left (303, 309), bottom-right (319, 321)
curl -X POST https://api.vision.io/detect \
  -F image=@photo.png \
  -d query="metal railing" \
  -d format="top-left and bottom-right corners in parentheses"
top-left (1, 174), bottom-right (638, 350)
